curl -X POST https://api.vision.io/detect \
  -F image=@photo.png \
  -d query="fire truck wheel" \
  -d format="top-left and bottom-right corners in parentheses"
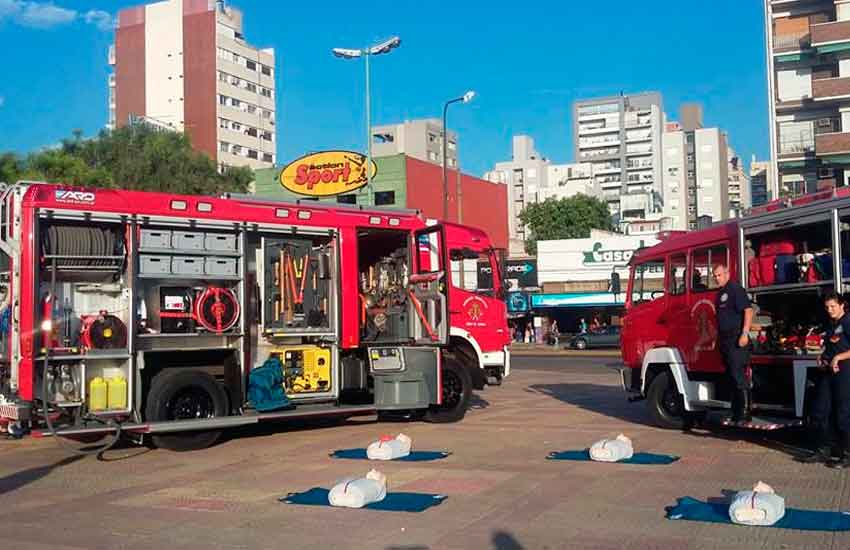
top-left (145, 369), bottom-right (229, 452)
top-left (647, 370), bottom-right (685, 430)
top-left (425, 358), bottom-right (472, 424)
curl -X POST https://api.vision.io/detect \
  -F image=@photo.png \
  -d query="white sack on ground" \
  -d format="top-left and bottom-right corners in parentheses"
top-left (729, 481), bottom-right (786, 526)
top-left (367, 433), bottom-right (412, 460)
top-left (589, 434), bottom-right (634, 462)
top-left (328, 469), bottom-right (388, 508)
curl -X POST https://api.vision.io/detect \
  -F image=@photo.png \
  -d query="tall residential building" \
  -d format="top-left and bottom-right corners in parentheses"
top-left (765, 0), bottom-right (850, 198)
top-left (750, 158), bottom-right (773, 207)
top-left (484, 136), bottom-right (550, 256)
top-left (573, 92), bottom-right (665, 222)
top-left (109, 0), bottom-right (276, 170)
top-left (371, 119), bottom-right (458, 169)
top-left (662, 106), bottom-right (730, 230)
top-left (727, 147), bottom-right (751, 216)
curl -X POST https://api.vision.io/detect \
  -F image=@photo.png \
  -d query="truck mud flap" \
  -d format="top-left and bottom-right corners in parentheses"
top-left (32, 405), bottom-right (377, 438)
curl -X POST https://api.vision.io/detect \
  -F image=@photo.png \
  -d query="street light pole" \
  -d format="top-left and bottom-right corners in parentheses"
top-left (332, 37), bottom-right (401, 205)
top-left (442, 90), bottom-right (476, 220)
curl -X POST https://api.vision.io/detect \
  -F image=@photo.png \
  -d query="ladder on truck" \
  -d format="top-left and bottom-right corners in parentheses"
top-left (0, 182), bottom-right (29, 424)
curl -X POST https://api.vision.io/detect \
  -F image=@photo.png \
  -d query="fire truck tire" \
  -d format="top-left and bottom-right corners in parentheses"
top-left (646, 370), bottom-right (686, 430)
top-left (145, 369), bottom-right (229, 452)
top-left (424, 358), bottom-right (472, 423)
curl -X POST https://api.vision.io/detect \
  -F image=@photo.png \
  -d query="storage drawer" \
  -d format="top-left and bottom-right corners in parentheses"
top-left (140, 229), bottom-right (171, 250)
top-left (172, 256), bottom-right (204, 276)
top-left (205, 257), bottom-right (237, 277)
top-left (172, 231), bottom-right (204, 251)
top-left (139, 255), bottom-right (170, 275)
top-left (205, 233), bottom-right (237, 252)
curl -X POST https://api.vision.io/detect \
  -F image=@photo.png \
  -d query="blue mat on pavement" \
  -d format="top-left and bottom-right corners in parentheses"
top-left (279, 488), bottom-right (447, 513)
top-left (666, 497), bottom-right (850, 531)
top-left (329, 449), bottom-right (451, 462)
top-left (547, 449), bottom-right (679, 465)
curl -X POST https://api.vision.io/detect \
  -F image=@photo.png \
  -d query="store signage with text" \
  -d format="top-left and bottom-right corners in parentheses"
top-left (279, 151), bottom-right (377, 197)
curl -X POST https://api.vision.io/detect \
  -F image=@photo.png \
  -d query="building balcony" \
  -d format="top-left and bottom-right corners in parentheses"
top-left (812, 76), bottom-right (850, 100)
top-left (774, 30), bottom-right (811, 53)
top-left (817, 131), bottom-right (850, 155)
top-left (812, 20), bottom-right (850, 47)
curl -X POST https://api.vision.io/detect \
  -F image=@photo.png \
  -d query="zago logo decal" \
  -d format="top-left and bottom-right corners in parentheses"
top-left (279, 151), bottom-right (377, 197)
top-left (54, 190), bottom-right (95, 204)
top-left (463, 295), bottom-right (488, 326)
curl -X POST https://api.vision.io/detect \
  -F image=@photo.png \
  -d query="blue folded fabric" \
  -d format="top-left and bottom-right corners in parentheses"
top-left (329, 449), bottom-right (451, 462)
top-left (547, 449), bottom-right (679, 465)
top-left (667, 497), bottom-right (850, 531)
top-left (279, 488), bottom-right (447, 513)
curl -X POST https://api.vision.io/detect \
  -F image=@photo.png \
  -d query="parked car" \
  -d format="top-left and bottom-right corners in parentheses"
top-left (568, 325), bottom-right (621, 350)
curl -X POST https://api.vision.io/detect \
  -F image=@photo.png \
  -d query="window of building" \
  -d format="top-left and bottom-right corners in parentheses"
top-left (218, 71), bottom-right (227, 82)
top-left (262, 110), bottom-right (272, 119)
top-left (232, 144), bottom-right (242, 155)
top-left (262, 65), bottom-right (272, 76)
top-left (447, 140), bottom-right (457, 151)
top-left (448, 158), bottom-right (457, 167)
top-left (219, 141), bottom-right (229, 152)
top-left (245, 82), bottom-right (257, 93)
top-left (231, 121), bottom-right (241, 131)
top-left (246, 60), bottom-right (257, 71)
top-left (337, 194), bottom-right (357, 204)
top-left (777, 67), bottom-right (813, 102)
top-left (428, 133), bottom-right (438, 143)
top-left (692, 245), bottom-right (728, 292)
top-left (219, 118), bottom-right (228, 129)
top-left (230, 75), bottom-right (240, 86)
top-left (261, 87), bottom-right (272, 98)
top-left (230, 98), bottom-right (241, 108)
top-left (219, 95), bottom-right (227, 105)
top-left (374, 191), bottom-right (395, 206)
top-left (262, 153), bottom-right (274, 163)
top-left (373, 133), bottom-right (394, 144)
top-left (247, 104), bottom-right (257, 114)
top-left (262, 131), bottom-right (273, 141)
top-left (246, 127), bottom-right (258, 137)
top-left (427, 151), bottom-right (438, 161)
top-left (247, 149), bottom-right (258, 159)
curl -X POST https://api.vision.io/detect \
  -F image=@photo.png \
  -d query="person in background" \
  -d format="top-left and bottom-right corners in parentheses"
top-left (712, 263), bottom-right (753, 423)
top-left (590, 314), bottom-right (601, 330)
top-left (609, 268), bottom-right (621, 303)
top-left (525, 325), bottom-right (533, 344)
top-left (800, 292), bottom-right (850, 468)
top-left (578, 318), bottom-right (588, 334)
top-left (551, 319), bottom-right (560, 348)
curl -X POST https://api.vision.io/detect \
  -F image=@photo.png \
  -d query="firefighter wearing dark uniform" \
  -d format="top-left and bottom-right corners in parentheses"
top-left (801, 292), bottom-right (850, 468)
top-left (712, 264), bottom-right (753, 423)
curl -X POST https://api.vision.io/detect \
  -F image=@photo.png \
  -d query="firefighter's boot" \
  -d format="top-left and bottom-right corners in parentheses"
top-left (740, 389), bottom-right (753, 423)
top-left (730, 391), bottom-right (743, 422)
top-left (828, 433), bottom-right (850, 469)
top-left (798, 427), bottom-right (832, 464)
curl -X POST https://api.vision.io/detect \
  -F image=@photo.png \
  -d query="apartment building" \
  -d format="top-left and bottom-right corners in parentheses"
top-left (539, 163), bottom-right (593, 201)
top-left (370, 119), bottom-right (458, 169)
top-left (750, 157), bottom-right (773, 206)
top-left (765, 0), bottom-right (850, 198)
top-left (573, 92), bottom-right (665, 222)
top-left (110, 0), bottom-right (276, 170)
top-left (728, 147), bottom-right (752, 216)
top-left (662, 106), bottom-right (730, 230)
top-left (484, 136), bottom-right (550, 256)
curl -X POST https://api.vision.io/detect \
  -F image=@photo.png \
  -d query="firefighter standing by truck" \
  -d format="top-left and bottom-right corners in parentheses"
top-left (711, 263), bottom-right (753, 423)
top-left (800, 292), bottom-right (850, 468)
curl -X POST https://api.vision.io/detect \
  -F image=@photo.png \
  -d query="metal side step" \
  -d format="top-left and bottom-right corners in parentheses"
top-left (705, 411), bottom-right (804, 431)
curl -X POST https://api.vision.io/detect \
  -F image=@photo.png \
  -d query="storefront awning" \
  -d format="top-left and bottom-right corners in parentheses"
top-left (817, 43), bottom-right (850, 54)
top-left (532, 292), bottom-right (624, 308)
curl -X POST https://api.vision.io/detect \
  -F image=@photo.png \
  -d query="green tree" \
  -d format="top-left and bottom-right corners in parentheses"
top-left (1, 123), bottom-right (253, 195)
top-left (518, 195), bottom-right (614, 255)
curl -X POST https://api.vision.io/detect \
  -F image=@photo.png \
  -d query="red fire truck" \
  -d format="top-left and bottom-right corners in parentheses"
top-left (0, 182), bottom-right (510, 450)
top-left (621, 189), bottom-right (850, 431)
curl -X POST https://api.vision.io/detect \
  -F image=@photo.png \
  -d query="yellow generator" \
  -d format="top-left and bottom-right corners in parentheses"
top-left (271, 346), bottom-right (332, 394)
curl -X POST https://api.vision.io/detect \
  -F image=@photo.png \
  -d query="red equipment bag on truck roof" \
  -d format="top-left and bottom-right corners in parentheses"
top-left (748, 257), bottom-right (762, 288)
top-left (758, 255), bottom-right (777, 286)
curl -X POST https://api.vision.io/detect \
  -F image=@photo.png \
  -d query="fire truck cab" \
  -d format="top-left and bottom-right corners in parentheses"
top-left (621, 189), bottom-right (850, 430)
top-left (0, 182), bottom-right (510, 450)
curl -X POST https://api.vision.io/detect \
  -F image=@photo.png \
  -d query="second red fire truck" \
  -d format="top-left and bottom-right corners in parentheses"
top-left (621, 189), bottom-right (850, 431)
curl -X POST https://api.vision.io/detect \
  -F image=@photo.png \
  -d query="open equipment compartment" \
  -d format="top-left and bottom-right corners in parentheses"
top-left (37, 217), bottom-right (133, 417)
top-left (358, 227), bottom-right (411, 343)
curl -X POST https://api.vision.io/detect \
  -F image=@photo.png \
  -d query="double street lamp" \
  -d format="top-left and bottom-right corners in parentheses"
top-left (442, 90), bottom-right (476, 220)
top-left (332, 37), bottom-right (402, 197)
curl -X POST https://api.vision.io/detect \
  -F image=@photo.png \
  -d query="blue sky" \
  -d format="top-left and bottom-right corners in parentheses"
top-left (0, 0), bottom-right (769, 176)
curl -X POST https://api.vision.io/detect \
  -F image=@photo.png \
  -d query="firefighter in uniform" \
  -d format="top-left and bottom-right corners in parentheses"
top-left (801, 292), bottom-right (850, 468)
top-left (711, 263), bottom-right (753, 423)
